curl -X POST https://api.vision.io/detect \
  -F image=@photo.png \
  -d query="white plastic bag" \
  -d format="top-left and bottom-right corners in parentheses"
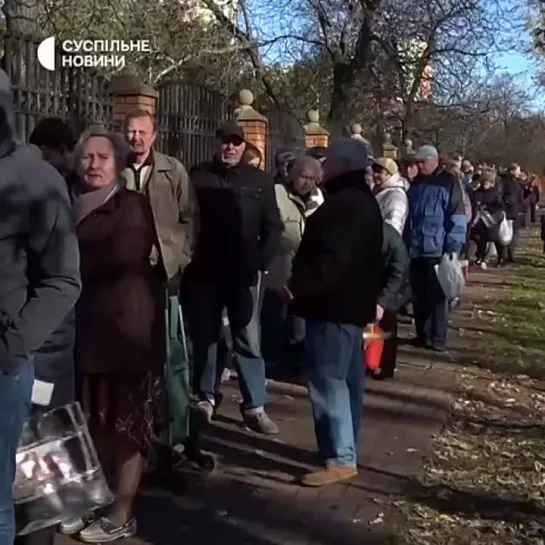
top-left (14, 402), bottom-right (112, 536)
top-left (498, 214), bottom-right (513, 246)
top-left (434, 254), bottom-right (465, 300)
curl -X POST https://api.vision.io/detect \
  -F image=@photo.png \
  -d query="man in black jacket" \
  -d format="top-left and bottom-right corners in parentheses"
top-left (185, 121), bottom-right (283, 435)
top-left (29, 118), bottom-right (79, 409)
top-left (286, 138), bottom-right (384, 486)
top-left (0, 70), bottom-right (81, 545)
top-left (497, 163), bottom-right (524, 264)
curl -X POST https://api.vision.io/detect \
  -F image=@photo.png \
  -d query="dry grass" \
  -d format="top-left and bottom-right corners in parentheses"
top-left (400, 229), bottom-right (545, 545)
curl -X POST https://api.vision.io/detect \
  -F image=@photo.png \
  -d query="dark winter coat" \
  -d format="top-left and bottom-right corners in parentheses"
top-left (289, 170), bottom-right (384, 327)
top-left (378, 223), bottom-right (410, 313)
top-left (470, 186), bottom-right (504, 244)
top-left (33, 309), bottom-right (76, 407)
top-left (497, 175), bottom-right (524, 223)
top-left (0, 80), bottom-right (81, 372)
top-left (33, 172), bottom-right (81, 408)
top-left (75, 189), bottom-right (164, 375)
top-left (473, 186), bottom-right (504, 218)
top-left (189, 158), bottom-right (283, 286)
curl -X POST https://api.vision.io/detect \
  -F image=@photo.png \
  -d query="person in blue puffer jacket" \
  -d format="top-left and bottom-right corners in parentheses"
top-left (405, 145), bottom-right (467, 352)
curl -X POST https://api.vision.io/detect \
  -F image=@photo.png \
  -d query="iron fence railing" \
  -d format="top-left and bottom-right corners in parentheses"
top-left (266, 106), bottom-right (306, 174)
top-left (3, 32), bottom-right (112, 142)
top-left (155, 81), bottom-right (233, 169)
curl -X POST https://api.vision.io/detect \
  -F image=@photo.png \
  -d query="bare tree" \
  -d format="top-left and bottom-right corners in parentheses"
top-left (199, 0), bottom-right (518, 135)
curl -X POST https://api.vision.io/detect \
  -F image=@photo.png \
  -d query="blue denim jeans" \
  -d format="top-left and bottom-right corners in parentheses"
top-left (305, 321), bottom-right (364, 468)
top-left (0, 360), bottom-right (34, 544)
top-left (187, 279), bottom-right (266, 411)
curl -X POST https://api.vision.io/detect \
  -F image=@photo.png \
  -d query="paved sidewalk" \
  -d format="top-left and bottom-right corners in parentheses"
top-left (57, 342), bottom-right (458, 545)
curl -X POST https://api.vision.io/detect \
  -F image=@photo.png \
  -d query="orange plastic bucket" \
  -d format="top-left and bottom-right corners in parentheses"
top-left (363, 324), bottom-right (385, 371)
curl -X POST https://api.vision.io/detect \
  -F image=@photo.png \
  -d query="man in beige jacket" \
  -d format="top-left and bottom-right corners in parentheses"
top-left (121, 110), bottom-right (197, 284)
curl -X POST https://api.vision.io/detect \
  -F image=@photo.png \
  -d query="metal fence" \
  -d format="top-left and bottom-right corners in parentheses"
top-left (4, 33), bottom-right (307, 171)
top-left (2, 33), bottom-right (112, 142)
top-left (155, 81), bottom-right (233, 169)
top-left (266, 106), bottom-right (306, 173)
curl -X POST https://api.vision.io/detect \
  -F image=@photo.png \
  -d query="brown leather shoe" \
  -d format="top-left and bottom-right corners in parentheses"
top-left (300, 465), bottom-right (358, 487)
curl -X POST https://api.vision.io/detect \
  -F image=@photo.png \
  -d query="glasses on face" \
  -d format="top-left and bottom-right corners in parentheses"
top-left (221, 136), bottom-right (244, 147)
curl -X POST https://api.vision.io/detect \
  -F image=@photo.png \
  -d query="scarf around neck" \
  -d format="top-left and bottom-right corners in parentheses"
top-left (290, 185), bottom-right (324, 218)
top-left (72, 183), bottom-right (119, 224)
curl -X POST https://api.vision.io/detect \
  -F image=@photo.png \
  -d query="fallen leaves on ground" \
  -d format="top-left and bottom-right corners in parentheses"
top-left (400, 232), bottom-right (545, 545)
top-left (401, 372), bottom-right (545, 545)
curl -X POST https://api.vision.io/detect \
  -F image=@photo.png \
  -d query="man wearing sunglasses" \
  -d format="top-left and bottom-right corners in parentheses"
top-left (185, 122), bottom-right (283, 435)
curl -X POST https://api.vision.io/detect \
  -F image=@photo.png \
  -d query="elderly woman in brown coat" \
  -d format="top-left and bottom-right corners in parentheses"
top-left (62, 128), bottom-right (164, 543)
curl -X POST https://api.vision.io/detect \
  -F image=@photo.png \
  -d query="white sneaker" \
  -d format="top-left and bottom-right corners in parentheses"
top-left (220, 368), bottom-right (232, 383)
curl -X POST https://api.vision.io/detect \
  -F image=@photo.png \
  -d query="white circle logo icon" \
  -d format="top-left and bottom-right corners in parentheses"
top-left (37, 36), bottom-right (56, 71)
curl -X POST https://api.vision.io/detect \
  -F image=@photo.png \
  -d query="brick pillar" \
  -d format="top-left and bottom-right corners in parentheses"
top-left (304, 110), bottom-right (329, 148)
top-left (235, 89), bottom-right (267, 169)
top-left (108, 75), bottom-right (158, 131)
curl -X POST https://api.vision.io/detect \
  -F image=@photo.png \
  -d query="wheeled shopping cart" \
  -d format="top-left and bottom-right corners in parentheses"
top-left (158, 294), bottom-right (217, 476)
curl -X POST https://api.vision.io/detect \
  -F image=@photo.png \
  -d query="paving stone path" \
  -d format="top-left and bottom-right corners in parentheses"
top-left (57, 332), bottom-right (460, 545)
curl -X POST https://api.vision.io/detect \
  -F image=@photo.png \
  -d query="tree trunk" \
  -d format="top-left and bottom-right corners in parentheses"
top-left (326, 62), bottom-right (357, 137)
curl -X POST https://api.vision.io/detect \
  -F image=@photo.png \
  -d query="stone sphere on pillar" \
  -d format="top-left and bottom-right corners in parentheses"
top-left (351, 123), bottom-right (363, 135)
top-left (307, 110), bottom-right (320, 124)
top-left (238, 89), bottom-right (254, 108)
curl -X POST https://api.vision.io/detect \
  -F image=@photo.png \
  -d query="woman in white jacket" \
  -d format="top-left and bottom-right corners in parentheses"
top-left (372, 157), bottom-right (409, 236)
top-left (261, 156), bottom-right (324, 371)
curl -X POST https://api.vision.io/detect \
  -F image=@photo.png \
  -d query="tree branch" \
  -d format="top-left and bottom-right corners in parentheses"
top-left (152, 42), bottom-right (264, 84)
top-left (200, 0), bottom-right (281, 105)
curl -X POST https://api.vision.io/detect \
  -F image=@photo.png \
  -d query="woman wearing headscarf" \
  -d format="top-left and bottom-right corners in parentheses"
top-left (59, 128), bottom-right (164, 543)
top-left (261, 156), bottom-right (324, 371)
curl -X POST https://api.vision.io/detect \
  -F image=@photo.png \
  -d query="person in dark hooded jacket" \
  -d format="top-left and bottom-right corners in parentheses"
top-left (274, 148), bottom-right (296, 185)
top-left (287, 138), bottom-right (383, 487)
top-left (27, 118), bottom-right (79, 408)
top-left (371, 221), bottom-right (410, 380)
top-left (0, 70), bottom-right (81, 545)
top-left (470, 170), bottom-right (504, 266)
top-left (497, 163), bottom-right (524, 263)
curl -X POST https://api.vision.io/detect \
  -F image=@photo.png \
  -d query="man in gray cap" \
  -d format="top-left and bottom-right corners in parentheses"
top-left (185, 121), bottom-right (283, 435)
top-left (274, 148), bottom-right (297, 185)
top-left (406, 144), bottom-right (466, 351)
top-left (0, 69), bottom-right (81, 545)
top-left (286, 138), bottom-right (384, 487)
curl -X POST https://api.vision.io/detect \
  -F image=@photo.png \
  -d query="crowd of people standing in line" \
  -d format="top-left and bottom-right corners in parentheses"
top-left (0, 64), bottom-right (537, 545)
